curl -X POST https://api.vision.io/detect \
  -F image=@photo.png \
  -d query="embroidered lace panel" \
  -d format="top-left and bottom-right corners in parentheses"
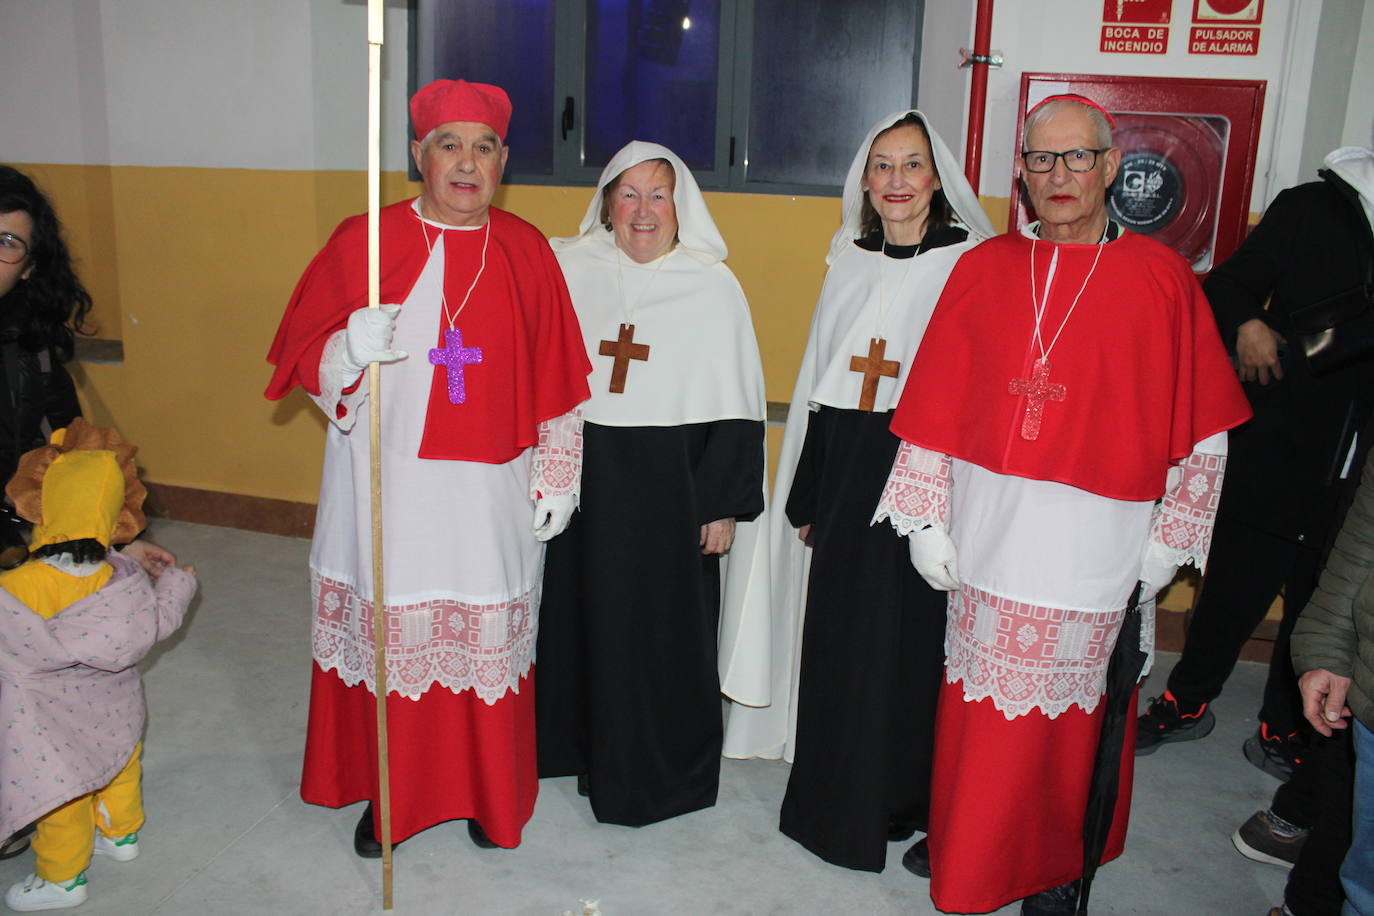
top-left (946, 585), bottom-right (1127, 720)
top-left (1153, 450), bottom-right (1226, 573)
top-left (530, 410), bottom-right (584, 503)
top-left (311, 571), bottom-right (537, 705)
top-left (872, 442), bottom-right (951, 534)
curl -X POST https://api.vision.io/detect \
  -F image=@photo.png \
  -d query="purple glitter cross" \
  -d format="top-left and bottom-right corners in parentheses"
top-left (1008, 360), bottom-right (1067, 441)
top-left (429, 327), bottom-right (483, 404)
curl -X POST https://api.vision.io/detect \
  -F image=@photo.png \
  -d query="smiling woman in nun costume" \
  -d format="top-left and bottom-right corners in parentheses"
top-left (721, 111), bottom-right (994, 871)
top-left (535, 141), bottom-right (771, 827)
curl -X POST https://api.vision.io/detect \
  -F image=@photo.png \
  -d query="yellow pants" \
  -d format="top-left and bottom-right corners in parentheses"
top-left (33, 744), bottom-right (143, 883)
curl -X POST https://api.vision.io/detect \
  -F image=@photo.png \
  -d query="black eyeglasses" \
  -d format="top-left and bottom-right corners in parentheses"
top-left (1020, 148), bottom-right (1109, 173)
top-left (0, 233), bottom-right (29, 265)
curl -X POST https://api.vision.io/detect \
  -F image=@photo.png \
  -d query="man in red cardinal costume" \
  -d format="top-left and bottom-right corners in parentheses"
top-left (872, 95), bottom-right (1251, 914)
top-left (265, 79), bottom-right (590, 855)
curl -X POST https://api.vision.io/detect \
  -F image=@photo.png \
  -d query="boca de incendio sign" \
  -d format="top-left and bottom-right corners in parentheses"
top-left (1101, 0), bottom-right (1171, 54)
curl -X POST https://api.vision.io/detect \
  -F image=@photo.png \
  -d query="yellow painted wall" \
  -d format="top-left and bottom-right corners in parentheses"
top-left (15, 161), bottom-right (1260, 516)
top-left (26, 164), bottom-right (999, 506)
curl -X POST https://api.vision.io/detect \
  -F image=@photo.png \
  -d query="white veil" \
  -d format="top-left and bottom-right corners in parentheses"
top-left (826, 109), bottom-right (995, 265)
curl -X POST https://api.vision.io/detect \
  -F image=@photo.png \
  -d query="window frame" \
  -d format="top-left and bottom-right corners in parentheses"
top-left (409, 0), bottom-right (926, 197)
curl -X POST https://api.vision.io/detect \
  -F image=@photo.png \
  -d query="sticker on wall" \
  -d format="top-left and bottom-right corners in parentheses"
top-left (1103, 0), bottom-right (1172, 23)
top-left (1192, 0), bottom-right (1263, 22)
top-left (1107, 114), bottom-right (1228, 271)
top-left (1190, 0), bottom-right (1261, 54)
top-left (1101, 0), bottom-right (1171, 53)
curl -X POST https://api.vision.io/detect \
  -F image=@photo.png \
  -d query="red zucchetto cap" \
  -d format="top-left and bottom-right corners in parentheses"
top-left (410, 79), bottom-right (512, 142)
top-left (1028, 93), bottom-right (1117, 129)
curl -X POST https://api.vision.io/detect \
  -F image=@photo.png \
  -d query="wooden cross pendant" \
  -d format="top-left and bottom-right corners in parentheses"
top-left (1007, 359), bottom-right (1067, 440)
top-left (428, 327), bottom-right (483, 404)
top-left (598, 323), bottom-right (651, 394)
top-left (849, 337), bottom-right (900, 412)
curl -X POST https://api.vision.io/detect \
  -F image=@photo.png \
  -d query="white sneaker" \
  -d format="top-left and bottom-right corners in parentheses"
top-left (4, 873), bottom-right (88, 911)
top-left (92, 832), bottom-right (138, 863)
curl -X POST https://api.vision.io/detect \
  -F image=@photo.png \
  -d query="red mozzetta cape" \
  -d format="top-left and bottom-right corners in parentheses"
top-left (265, 200), bottom-right (591, 464)
top-left (891, 230), bottom-right (1251, 501)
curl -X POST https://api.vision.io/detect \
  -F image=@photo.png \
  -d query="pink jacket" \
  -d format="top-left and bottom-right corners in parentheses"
top-left (0, 553), bottom-right (196, 838)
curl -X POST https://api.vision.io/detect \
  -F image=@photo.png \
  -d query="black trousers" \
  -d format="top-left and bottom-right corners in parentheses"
top-left (1279, 729), bottom-right (1355, 915)
top-left (1165, 518), bottom-right (1318, 736)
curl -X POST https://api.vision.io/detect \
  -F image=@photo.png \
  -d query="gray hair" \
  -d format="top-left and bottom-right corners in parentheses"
top-left (1023, 99), bottom-right (1114, 150)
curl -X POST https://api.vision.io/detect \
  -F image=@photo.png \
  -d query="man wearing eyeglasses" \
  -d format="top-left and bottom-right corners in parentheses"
top-left (872, 94), bottom-right (1251, 915)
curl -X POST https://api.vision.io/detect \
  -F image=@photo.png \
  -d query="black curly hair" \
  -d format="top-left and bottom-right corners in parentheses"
top-left (0, 165), bottom-right (94, 362)
top-left (32, 538), bottom-right (108, 565)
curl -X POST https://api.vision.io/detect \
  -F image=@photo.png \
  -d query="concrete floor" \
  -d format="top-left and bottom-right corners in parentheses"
top-left (0, 520), bottom-right (1290, 915)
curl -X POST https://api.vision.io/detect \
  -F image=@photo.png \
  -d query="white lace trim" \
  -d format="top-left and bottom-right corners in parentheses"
top-left (312, 329), bottom-right (367, 431)
top-left (530, 409), bottom-right (584, 504)
top-left (1152, 450), bottom-right (1226, 573)
top-left (945, 585), bottom-right (1128, 720)
top-left (872, 442), bottom-right (951, 535)
top-left (1140, 594), bottom-right (1157, 678)
top-left (311, 571), bottom-right (536, 705)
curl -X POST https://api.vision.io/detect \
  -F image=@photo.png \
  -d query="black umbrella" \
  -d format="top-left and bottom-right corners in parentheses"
top-left (1077, 581), bottom-right (1147, 915)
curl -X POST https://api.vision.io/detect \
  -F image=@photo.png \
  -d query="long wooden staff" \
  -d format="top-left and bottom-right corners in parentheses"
top-left (365, 1), bottom-right (394, 909)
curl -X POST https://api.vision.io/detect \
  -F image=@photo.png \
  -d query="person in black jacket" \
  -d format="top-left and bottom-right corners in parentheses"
top-left (1136, 146), bottom-right (1374, 916)
top-left (0, 166), bottom-right (89, 571)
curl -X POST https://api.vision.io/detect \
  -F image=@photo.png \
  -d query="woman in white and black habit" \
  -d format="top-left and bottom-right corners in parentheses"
top-left (723, 111), bottom-right (993, 871)
top-left (536, 141), bottom-right (770, 827)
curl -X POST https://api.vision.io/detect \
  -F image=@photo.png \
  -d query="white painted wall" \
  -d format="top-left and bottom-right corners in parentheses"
top-left (1343, 0), bottom-right (1374, 147)
top-left (2, 0), bottom-right (1368, 207)
top-left (916, 2), bottom-right (974, 166)
top-left (0, 0), bottom-right (412, 172)
top-left (918, 0), bottom-right (1373, 210)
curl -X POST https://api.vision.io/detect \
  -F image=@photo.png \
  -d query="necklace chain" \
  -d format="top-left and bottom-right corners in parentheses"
top-left (614, 244), bottom-right (670, 325)
top-left (1027, 235), bottom-right (1105, 364)
top-left (875, 240), bottom-right (918, 339)
top-left (420, 217), bottom-right (490, 330)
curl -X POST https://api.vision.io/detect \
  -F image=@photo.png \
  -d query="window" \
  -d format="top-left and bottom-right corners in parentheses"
top-left (413, 0), bottom-right (925, 194)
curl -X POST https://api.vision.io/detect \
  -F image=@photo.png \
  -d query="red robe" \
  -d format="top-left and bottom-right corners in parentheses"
top-left (266, 200), bottom-right (590, 463)
top-left (267, 200), bottom-right (590, 848)
top-left (891, 229), bottom-right (1249, 911)
top-left (892, 230), bottom-right (1250, 501)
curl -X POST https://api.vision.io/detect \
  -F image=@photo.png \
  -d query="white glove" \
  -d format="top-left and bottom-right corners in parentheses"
top-left (344, 304), bottom-right (407, 371)
top-left (533, 493), bottom-right (576, 542)
top-left (908, 525), bottom-right (960, 591)
top-left (1138, 540), bottom-right (1181, 595)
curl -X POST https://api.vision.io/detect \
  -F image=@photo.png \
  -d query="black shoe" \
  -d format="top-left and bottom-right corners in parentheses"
top-left (888, 819), bottom-right (918, 843)
top-left (354, 803), bottom-right (382, 858)
top-left (0, 823), bottom-right (35, 861)
top-left (1243, 725), bottom-right (1305, 781)
top-left (1135, 690), bottom-right (1215, 755)
top-left (901, 837), bottom-right (930, 878)
top-left (467, 819), bottom-right (499, 849)
top-left (352, 803), bottom-right (406, 858)
top-left (1232, 809), bottom-right (1308, 867)
top-left (1021, 880), bottom-right (1081, 916)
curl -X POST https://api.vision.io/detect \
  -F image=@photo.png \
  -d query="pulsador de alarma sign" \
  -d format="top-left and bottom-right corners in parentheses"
top-left (1189, 0), bottom-right (1262, 55)
top-left (1189, 25), bottom-right (1260, 54)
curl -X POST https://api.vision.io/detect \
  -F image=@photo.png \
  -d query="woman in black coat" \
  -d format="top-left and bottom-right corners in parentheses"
top-left (0, 166), bottom-right (89, 569)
